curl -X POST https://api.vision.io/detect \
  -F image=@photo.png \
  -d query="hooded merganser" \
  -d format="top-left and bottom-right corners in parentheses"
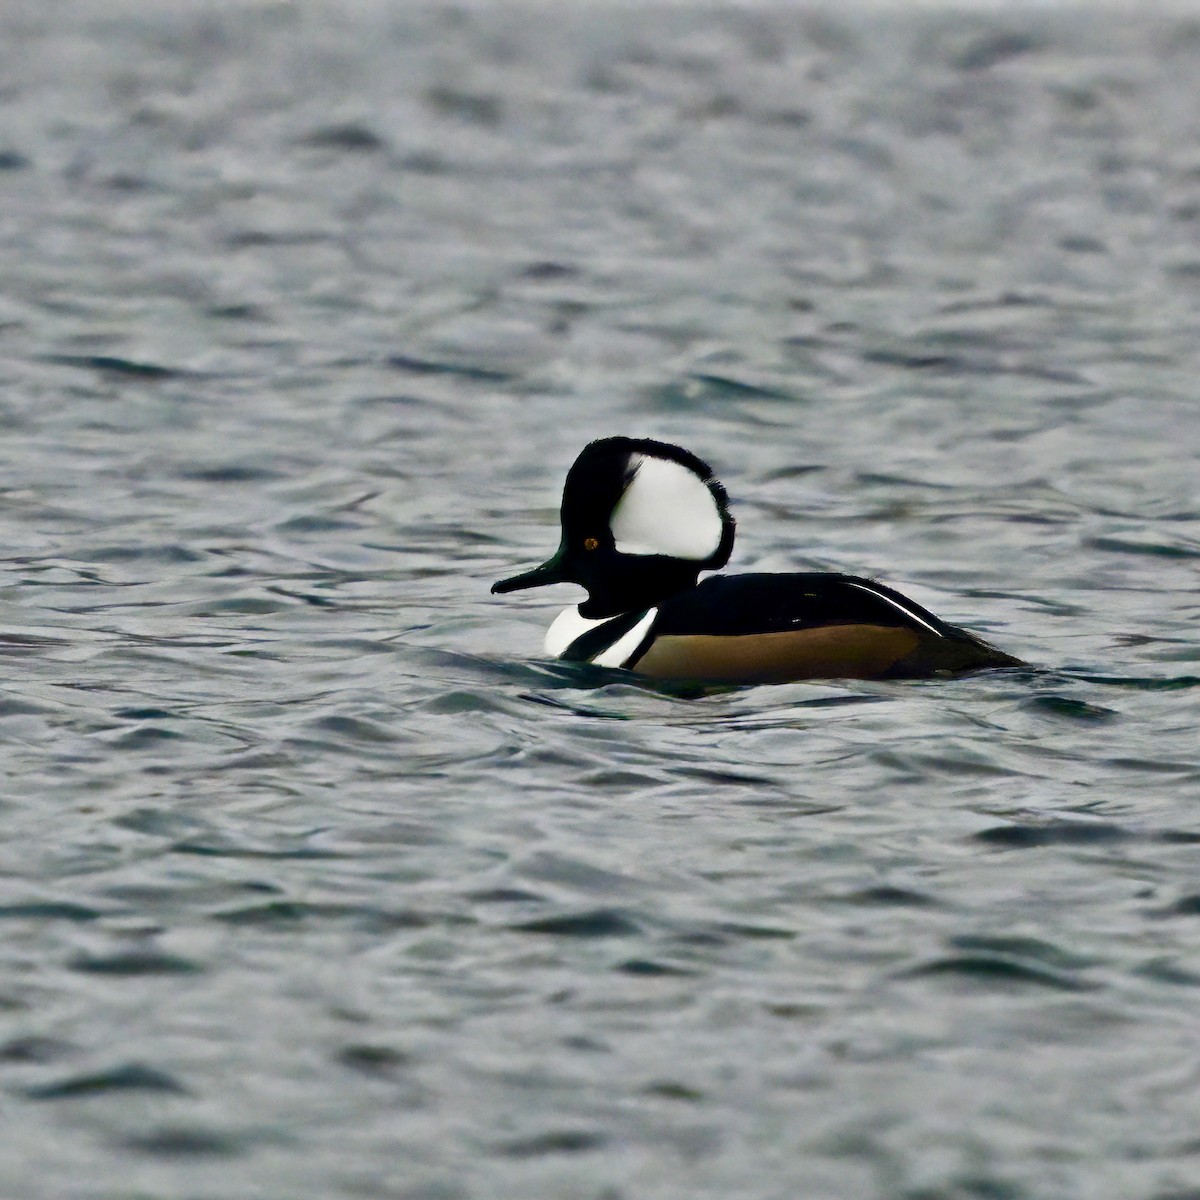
top-left (492, 437), bottom-right (1022, 684)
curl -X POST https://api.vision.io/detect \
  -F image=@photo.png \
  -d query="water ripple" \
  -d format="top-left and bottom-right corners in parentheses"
top-left (2, 4), bottom-right (1199, 1199)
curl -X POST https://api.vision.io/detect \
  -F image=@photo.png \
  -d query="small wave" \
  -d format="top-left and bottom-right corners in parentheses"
top-left (512, 909), bottom-right (639, 938)
top-left (25, 1063), bottom-right (188, 1100)
top-left (43, 354), bottom-right (188, 379)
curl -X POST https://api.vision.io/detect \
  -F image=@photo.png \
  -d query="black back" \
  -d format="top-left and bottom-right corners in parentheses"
top-left (653, 573), bottom-right (961, 639)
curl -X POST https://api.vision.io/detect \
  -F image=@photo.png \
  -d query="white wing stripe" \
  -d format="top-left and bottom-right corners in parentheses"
top-left (844, 581), bottom-right (942, 637)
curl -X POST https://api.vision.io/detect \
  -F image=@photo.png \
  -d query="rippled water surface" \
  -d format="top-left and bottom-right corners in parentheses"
top-left (2, 2), bottom-right (1200, 1197)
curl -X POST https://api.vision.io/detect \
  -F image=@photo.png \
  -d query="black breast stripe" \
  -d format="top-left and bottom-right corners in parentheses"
top-left (561, 608), bottom-right (652, 663)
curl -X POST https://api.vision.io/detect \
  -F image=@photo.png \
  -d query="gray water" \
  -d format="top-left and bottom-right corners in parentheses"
top-left (2, 2), bottom-right (1199, 1197)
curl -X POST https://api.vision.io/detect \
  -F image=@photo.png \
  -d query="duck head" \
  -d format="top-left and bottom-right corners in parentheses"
top-left (492, 437), bottom-right (736, 618)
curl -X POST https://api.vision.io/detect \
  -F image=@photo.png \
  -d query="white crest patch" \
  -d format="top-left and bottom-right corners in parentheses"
top-left (610, 454), bottom-right (723, 560)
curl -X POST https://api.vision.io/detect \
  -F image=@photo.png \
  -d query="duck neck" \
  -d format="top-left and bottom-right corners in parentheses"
top-left (578, 562), bottom-right (700, 620)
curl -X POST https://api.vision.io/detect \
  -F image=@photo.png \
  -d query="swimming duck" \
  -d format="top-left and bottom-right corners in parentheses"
top-left (492, 437), bottom-right (1022, 683)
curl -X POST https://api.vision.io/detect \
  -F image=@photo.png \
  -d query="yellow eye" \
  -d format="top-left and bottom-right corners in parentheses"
top-left (583, 537), bottom-right (599, 551)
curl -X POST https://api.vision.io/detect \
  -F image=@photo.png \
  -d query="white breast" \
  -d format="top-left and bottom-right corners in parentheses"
top-left (545, 606), bottom-right (658, 669)
top-left (545, 607), bottom-right (606, 658)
